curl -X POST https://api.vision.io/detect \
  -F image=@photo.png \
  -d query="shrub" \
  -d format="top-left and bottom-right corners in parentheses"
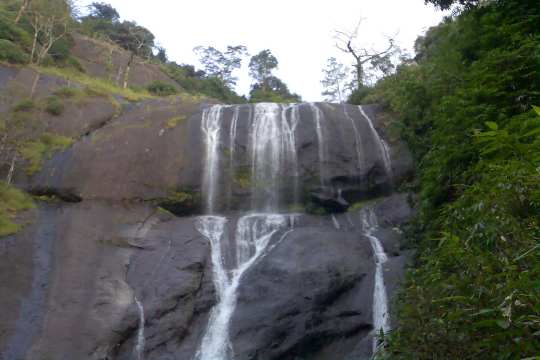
top-left (19, 133), bottom-right (73, 175)
top-left (0, 11), bottom-right (32, 48)
top-left (54, 86), bottom-right (82, 99)
top-left (12, 99), bottom-right (35, 112)
top-left (0, 181), bottom-right (34, 237)
top-left (0, 39), bottom-right (28, 64)
top-left (45, 96), bottom-right (64, 115)
top-left (146, 81), bottom-right (178, 96)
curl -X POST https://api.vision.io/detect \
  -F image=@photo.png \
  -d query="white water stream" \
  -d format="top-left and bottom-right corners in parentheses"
top-left (360, 208), bottom-right (390, 354)
top-left (194, 102), bottom-right (394, 359)
top-left (194, 214), bottom-right (294, 360)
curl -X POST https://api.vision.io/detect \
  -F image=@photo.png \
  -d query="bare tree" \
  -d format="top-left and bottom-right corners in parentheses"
top-left (321, 57), bottom-right (350, 103)
top-left (14, 0), bottom-right (32, 23)
top-left (122, 23), bottom-right (154, 88)
top-left (335, 19), bottom-right (397, 89)
top-left (28, 0), bottom-right (72, 65)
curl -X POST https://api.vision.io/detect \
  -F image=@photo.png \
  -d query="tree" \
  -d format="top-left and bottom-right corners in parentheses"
top-left (249, 75), bottom-right (301, 103)
top-left (193, 45), bottom-right (248, 88)
top-left (321, 57), bottom-right (350, 103)
top-left (335, 19), bottom-right (397, 89)
top-left (86, 2), bottom-right (119, 22)
top-left (14, 0), bottom-right (32, 23)
top-left (248, 49), bottom-right (278, 91)
top-left (27, 0), bottom-right (72, 64)
top-left (425, 0), bottom-right (480, 10)
top-left (154, 46), bottom-right (167, 63)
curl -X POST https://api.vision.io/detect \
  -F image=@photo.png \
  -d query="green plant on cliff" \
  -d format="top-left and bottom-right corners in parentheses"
top-left (35, 66), bottom-right (153, 102)
top-left (0, 39), bottom-right (28, 64)
top-left (44, 95), bottom-right (64, 115)
top-left (19, 132), bottom-right (73, 175)
top-left (365, 0), bottom-right (540, 358)
top-left (146, 81), bottom-right (178, 96)
top-left (0, 181), bottom-right (34, 237)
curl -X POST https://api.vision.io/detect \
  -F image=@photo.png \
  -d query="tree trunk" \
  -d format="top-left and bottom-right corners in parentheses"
top-left (30, 28), bottom-right (39, 64)
top-left (6, 154), bottom-right (16, 185)
top-left (355, 60), bottom-right (363, 90)
top-left (14, 0), bottom-right (31, 24)
top-left (123, 52), bottom-right (134, 89)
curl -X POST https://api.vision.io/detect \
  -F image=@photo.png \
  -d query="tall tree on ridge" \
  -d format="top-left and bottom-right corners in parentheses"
top-left (334, 18), bottom-right (396, 89)
top-left (194, 45), bottom-right (248, 88)
top-left (321, 57), bottom-right (350, 103)
top-left (249, 49), bottom-right (278, 91)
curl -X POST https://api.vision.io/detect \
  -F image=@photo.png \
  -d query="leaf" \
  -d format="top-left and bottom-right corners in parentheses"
top-left (533, 105), bottom-right (540, 116)
top-left (520, 127), bottom-right (540, 138)
top-left (485, 121), bottom-right (499, 130)
top-left (496, 320), bottom-right (510, 329)
top-left (471, 308), bottom-right (497, 316)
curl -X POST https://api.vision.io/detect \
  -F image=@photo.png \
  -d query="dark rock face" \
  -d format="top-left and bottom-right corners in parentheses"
top-left (229, 195), bottom-right (414, 360)
top-left (230, 227), bottom-right (375, 360)
top-left (70, 34), bottom-right (180, 90)
top-left (0, 75), bottom-right (415, 360)
top-left (24, 102), bottom-right (411, 211)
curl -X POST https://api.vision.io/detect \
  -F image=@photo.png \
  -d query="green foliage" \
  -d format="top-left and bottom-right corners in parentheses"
top-left (0, 9), bottom-right (31, 48)
top-left (0, 39), bottom-right (28, 63)
top-left (249, 49), bottom-right (278, 88)
top-left (165, 115), bottom-right (186, 129)
top-left (35, 66), bottom-right (152, 101)
top-left (0, 181), bottom-right (34, 237)
top-left (53, 86), bottom-right (83, 99)
top-left (79, 3), bottom-right (156, 60)
top-left (347, 85), bottom-right (373, 105)
top-left (12, 98), bottom-right (35, 112)
top-left (44, 96), bottom-right (64, 115)
top-left (249, 76), bottom-right (301, 103)
top-left (146, 81), bottom-right (177, 96)
top-left (163, 63), bottom-right (245, 103)
top-left (19, 132), bottom-right (72, 175)
top-left (368, 1), bottom-right (540, 358)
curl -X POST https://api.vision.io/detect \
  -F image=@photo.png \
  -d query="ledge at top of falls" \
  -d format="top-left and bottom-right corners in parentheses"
top-left (19, 101), bottom-right (412, 215)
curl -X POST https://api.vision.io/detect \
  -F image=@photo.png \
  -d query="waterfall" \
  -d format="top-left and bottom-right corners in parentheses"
top-left (195, 103), bottom-right (394, 359)
top-left (201, 105), bottom-right (225, 214)
top-left (133, 297), bottom-right (145, 360)
top-left (359, 106), bottom-right (392, 177)
top-left (195, 214), bottom-right (294, 360)
top-left (331, 214), bottom-right (341, 230)
top-left (360, 208), bottom-right (390, 354)
top-left (343, 104), bottom-right (365, 171)
top-left (250, 103), bottom-right (300, 211)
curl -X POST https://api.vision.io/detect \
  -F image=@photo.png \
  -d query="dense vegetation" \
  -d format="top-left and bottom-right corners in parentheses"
top-left (361, 0), bottom-right (540, 358)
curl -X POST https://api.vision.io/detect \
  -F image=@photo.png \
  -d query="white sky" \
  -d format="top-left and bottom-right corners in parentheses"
top-left (77, 0), bottom-right (447, 101)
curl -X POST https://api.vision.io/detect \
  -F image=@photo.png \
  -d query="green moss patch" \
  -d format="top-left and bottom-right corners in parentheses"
top-left (19, 133), bottom-right (73, 175)
top-left (165, 115), bottom-right (186, 129)
top-left (0, 181), bottom-right (34, 237)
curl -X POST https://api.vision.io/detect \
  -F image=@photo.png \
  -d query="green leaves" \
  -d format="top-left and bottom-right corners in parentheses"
top-left (373, 0), bottom-right (540, 358)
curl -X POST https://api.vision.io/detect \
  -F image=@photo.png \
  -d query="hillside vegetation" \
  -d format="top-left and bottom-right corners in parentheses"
top-left (361, 0), bottom-right (540, 358)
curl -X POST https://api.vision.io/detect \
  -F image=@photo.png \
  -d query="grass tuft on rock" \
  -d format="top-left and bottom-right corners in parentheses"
top-left (0, 181), bottom-right (34, 237)
top-left (19, 133), bottom-right (73, 175)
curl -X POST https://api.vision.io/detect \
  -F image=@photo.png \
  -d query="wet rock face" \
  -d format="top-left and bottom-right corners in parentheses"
top-left (228, 194), bottom-right (414, 360)
top-left (26, 102), bottom-right (411, 213)
top-left (230, 227), bottom-right (375, 360)
top-left (0, 89), bottom-right (415, 359)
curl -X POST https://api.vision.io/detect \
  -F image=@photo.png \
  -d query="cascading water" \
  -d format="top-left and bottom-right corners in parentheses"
top-left (249, 103), bottom-right (300, 211)
top-left (359, 106), bottom-right (392, 177)
top-left (308, 103), bottom-right (327, 186)
top-left (194, 102), bottom-right (394, 359)
top-left (360, 208), bottom-right (390, 354)
top-left (133, 296), bottom-right (145, 360)
top-left (201, 105), bottom-right (225, 214)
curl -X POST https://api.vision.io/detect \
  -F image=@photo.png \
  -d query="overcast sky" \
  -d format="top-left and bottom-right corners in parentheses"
top-left (77, 0), bottom-right (447, 101)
